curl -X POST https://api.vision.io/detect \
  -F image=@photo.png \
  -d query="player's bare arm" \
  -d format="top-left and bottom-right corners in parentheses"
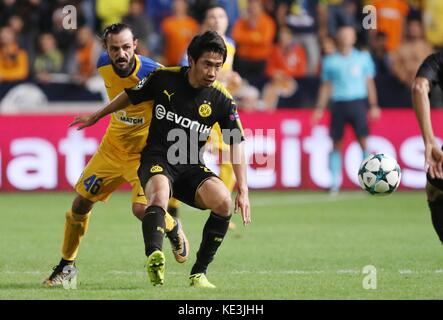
top-left (412, 76), bottom-right (443, 179)
top-left (70, 91), bottom-right (131, 130)
top-left (230, 141), bottom-right (251, 225)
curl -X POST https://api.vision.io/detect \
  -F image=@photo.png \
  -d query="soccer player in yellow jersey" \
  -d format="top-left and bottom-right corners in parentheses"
top-left (43, 24), bottom-right (188, 287)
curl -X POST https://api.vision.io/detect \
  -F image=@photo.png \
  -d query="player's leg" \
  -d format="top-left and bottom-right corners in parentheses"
top-left (142, 174), bottom-right (171, 251)
top-left (219, 160), bottom-right (237, 229)
top-left (330, 140), bottom-right (343, 194)
top-left (127, 170), bottom-right (188, 263)
top-left (137, 158), bottom-right (176, 286)
top-left (357, 136), bottom-right (370, 158)
top-left (167, 197), bottom-right (181, 218)
top-left (164, 199), bottom-right (189, 263)
top-left (43, 194), bottom-right (94, 287)
top-left (215, 125), bottom-right (237, 229)
top-left (140, 174), bottom-right (171, 286)
top-left (43, 149), bottom-right (123, 287)
top-left (426, 176), bottom-right (443, 244)
top-left (173, 164), bottom-right (232, 288)
top-left (329, 102), bottom-right (345, 194)
top-left (126, 168), bottom-right (175, 231)
top-left (132, 202), bottom-right (146, 220)
top-left (165, 197), bottom-right (190, 263)
top-left (62, 195), bottom-right (94, 262)
top-left (351, 99), bottom-right (371, 160)
top-left (190, 177), bottom-right (232, 288)
top-left (132, 202), bottom-right (175, 233)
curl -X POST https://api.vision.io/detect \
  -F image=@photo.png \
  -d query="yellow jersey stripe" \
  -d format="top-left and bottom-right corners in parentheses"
top-left (211, 80), bottom-right (233, 100)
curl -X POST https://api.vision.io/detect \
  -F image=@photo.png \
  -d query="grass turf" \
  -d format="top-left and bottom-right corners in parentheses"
top-left (0, 190), bottom-right (442, 300)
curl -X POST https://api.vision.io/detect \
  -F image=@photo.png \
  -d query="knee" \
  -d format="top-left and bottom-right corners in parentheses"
top-left (213, 194), bottom-right (232, 216)
top-left (132, 203), bottom-right (147, 221)
top-left (72, 195), bottom-right (94, 215)
top-left (148, 191), bottom-right (169, 209)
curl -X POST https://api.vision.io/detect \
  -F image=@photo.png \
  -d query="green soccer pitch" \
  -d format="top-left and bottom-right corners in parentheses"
top-left (1, 191), bottom-right (442, 300)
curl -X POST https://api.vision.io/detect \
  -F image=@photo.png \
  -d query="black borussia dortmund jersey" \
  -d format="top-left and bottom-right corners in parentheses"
top-left (125, 66), bottom-right (244, 164)
top-left (416, 52), bottom-right (443, 90)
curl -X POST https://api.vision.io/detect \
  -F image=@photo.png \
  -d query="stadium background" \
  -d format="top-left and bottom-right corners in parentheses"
top-left (1, 0), bottom-right (443, 192)
top-left (2, 0), bottom-right (443, 301)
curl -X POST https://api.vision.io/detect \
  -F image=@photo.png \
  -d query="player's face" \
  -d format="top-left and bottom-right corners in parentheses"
top-left (190, 51), bottom-right (224, 88)
top-left (105, 29), bottom-right (137, 72)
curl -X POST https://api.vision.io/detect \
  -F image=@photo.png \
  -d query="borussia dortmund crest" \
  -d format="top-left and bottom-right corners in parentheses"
top-left (199, 101), bottom-right (212, 118)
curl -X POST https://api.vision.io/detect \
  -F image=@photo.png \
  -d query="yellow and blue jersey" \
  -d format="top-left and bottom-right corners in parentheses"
top-left (223, 36), bottom-right (236, 71)
top-left (96, 52), bottom-right (161, 154)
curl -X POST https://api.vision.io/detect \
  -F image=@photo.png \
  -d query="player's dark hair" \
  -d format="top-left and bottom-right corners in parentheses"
top-left (187, 30), bottom-right (227, 63)
top-left (101, 23), bottom-right (135, 46)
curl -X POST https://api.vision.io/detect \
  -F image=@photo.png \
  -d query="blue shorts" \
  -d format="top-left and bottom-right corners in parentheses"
top-left (330, 99), bottom-right (369, 141)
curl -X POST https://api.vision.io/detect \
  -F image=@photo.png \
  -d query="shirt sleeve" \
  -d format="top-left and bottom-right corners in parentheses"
top-left (416, 53), bottom-right (443, 89)
top-left (321, 56), bottom-right (332, 82)
top-left (218, 98), bottom-right (245, 145)
top-left (124, 70), bottom-right (159, 105)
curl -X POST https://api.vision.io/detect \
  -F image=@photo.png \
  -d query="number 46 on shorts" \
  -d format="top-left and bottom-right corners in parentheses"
top-left (83, 174), bottom-right (103, 195)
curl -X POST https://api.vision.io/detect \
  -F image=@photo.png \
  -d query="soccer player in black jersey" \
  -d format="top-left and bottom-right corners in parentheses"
top-left (71, 31), bottom-right (251, 288)
top-left (413, 52), bottom-right (443, 246)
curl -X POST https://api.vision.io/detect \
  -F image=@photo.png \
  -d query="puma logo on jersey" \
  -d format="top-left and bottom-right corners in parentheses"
top-left (163, 89), bottom-right (175, 101)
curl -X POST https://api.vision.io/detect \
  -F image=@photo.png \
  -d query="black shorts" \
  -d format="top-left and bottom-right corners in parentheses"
top-left (137, 154), bottom-right (219, 209)
top-left (330, 99), bottom-right (369, 141)
top-left (427, 145), bottom-right (443, 191)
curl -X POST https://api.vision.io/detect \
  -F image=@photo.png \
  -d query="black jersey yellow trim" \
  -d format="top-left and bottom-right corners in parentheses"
top-left (158, 66), bottom-right (182, 73)
top-left (211, 80), bottom-right (233, 100)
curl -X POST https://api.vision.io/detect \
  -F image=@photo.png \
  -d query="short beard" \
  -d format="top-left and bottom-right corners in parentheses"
top-left (112, 56), bottom-right (136, 77)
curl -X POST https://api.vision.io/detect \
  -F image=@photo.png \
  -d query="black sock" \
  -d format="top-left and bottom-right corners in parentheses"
top-left (59, 258), bottom-right (74, 267)
top-left (142, 205), bottom-right (166, 256)
top-left (167, 206), bottom-right (178, 218)
top-left (191, 212), bottom-right (230, 275)
top-left (428, 200), bottom-right (443, 244)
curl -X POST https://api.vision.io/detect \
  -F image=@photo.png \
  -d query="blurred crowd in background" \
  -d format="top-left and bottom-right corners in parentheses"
top-left (1, 0), bottom-right (443, 111)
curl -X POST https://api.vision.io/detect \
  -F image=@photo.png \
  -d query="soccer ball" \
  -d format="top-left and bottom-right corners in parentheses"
top-left (358, 153), bottom-right (401, 195)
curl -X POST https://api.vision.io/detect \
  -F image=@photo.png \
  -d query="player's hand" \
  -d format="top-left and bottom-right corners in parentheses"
top-left (69, 114), bottom-right (98, 130)
top-left (369, 105), bottom-right (381, 121)
top-left (425, 142), bottom-right (443, 179)
top-left (310, 109), bottom-right (324, 126)
top-left (235, 188), bottom-right (251, 226)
